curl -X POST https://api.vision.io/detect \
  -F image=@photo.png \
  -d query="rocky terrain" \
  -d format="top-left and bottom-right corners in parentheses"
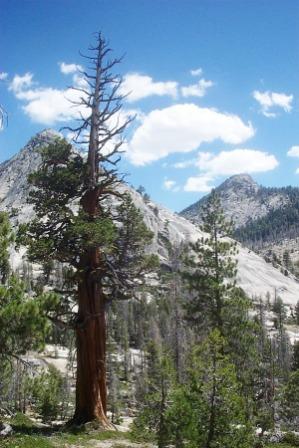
top-left (180, 173), bottom-right (289, 228)
top-left (1, 130), bottom-right (299, 308)
top-left (180, 173), bottom-right (299, 265)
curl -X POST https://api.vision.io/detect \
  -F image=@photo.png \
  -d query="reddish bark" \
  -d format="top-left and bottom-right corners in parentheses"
top-left (71, 33), bottom-right (128, 427)
top-left (72, 249), bottom-right (112, 427)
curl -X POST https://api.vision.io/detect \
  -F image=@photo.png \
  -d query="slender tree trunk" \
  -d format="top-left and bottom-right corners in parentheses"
top-left (206, 353), bottom-right (217, 448)
top-left (213, 228), bottom-right (223, 333)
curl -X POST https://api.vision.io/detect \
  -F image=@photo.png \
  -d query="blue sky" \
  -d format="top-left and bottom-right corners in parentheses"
top-left (0, 0), bottom-right (298, 211)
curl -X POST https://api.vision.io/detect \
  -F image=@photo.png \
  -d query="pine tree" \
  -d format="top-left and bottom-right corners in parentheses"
top-left (280, 369), bottom-right (299, 429)
top-left (21, 34), bottom-right (156, 426)
top-left (0, 213), bottom-right (49, 363)
top-left (182, 190), bottom-right (238, 334)
top-left (132, 343), bottom-right (174, 448)
top-left (181, 191), bottom-right (262, 429)
top-left (292, 341), bottom-right (299, 371)
top-left (0, 212), bottom-right (14, 282)
top-left (0, 213), bottom-right (51, 416)
top-left (166, 330), bottom-right (253, 448)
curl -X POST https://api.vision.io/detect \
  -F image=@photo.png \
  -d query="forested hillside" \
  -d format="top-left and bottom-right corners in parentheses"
top-left (181, 175), bottom-right (299, 269)
top-left (235, 187), bottom-right (299, 247)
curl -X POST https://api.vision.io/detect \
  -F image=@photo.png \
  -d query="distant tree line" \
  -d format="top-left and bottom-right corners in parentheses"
top-left (235, 186), bottom-right (299, 249)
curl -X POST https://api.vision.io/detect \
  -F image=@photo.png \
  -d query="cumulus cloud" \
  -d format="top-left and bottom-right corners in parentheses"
top-left (9, 73), bottom-right (34, 93)
top-left (8, 65), bottom-right (141, 131)
top-left (120, 70), bottom-right (213, 101)
top-left (0, 72), bottom-right (8, 80)
top-left (196, 149), bottom-right (278, 175)
top-left (181, 78), bottom-right (213, 98)
top-left (253, 90), bottom-right (293, 117)
top-left (8, 68), bottom-right (91, 125)
top-left (173, 158), bottom-right (197, 169)
top-left (190, 67), bottom-right (203, 77)
top-left (120, 72), bottom-right (178, 102)
top-left (59, 62), bottom-right (83, 75)
top-left (184, 175), bottom-right (215, 193)
top-left (183, 148), bottom-right (278, 192)
top-left (126, 103), bottom-right (254, 166)
top-left (163, 178), bottom-right (179, 192)
top-left (287, 145), bottom-right (299, 158)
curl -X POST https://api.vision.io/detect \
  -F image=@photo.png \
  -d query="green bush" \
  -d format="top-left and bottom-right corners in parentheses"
top-left (28, 365), bottom-right (64, 422)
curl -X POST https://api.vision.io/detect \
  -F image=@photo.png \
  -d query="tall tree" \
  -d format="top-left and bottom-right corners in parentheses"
top-left (166, 331), bottom-right (252, 448)
top-left (182, 190), bottom-right (238, 334)
top-left (22, 33), bottom-right (155, 426)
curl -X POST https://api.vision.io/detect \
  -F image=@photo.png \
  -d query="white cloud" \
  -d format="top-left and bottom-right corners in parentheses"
top-left (0, 72), bottom-right (8, 80)
top-left (163, 179), bottom-right (179, 192)
top-left (8, 69), bottom-right (91, 125)
top-left (183, 148), bottom-right (278, 192)
top-left (126, 103), bottom-right (254, 166)
top-left (8, 67), bottom-right (140, 133)
top-left (196, 149), bottom-right (278, 175)
top-left (184, 175), bottom-right (214, 192)
top-left (9, 73), bottom-right (34, 93)
top-left (120, 73), bottom-right (178, 102)
top-left (14, 85), bottom-right (88, 125)
top-left (59, 62), bottom-right (83, 75)
top-left (190, 67), bottom-right (203, 77)
top-left (253, 90), bottom-right (293, 117)
top-left (181, 78), bottom-right (213, 98)
top-left (287, 146), bottom-right (299, 158)
top-left (173, 158), bottom-right (197, 169)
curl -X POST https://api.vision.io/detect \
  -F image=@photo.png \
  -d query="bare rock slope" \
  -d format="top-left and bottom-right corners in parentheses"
top-left (2, 131), bottom-right (299, 306)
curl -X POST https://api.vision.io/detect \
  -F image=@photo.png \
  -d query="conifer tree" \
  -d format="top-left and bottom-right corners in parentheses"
top-left (0, 212), bottom-right (13, 282)
top-left (181, 191), bottom-right (261, 427)
top-left (182, 190), bottom-right (238, 334)
top-left (280, 369), bottom-right (299, 429)
top-left (21, 33), bottom-right (156, 426)
top-left (0, 212), bottom-right (49, 363)
top-left (132, 343), bottom-right (174, 448)
top-left (166, 330), bottom-right (253, 448)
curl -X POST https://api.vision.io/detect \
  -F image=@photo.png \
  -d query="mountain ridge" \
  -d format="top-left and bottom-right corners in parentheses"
top-left (2, 132), bottom-right (299, 306)
top-left (180, 173), bottom-right (292, 229)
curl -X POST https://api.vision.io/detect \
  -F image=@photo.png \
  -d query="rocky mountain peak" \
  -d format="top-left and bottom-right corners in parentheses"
top-left (21, 128), bottom-right (62, 154)
top-left (0, 129), bottom-right (62, 222)
top-left (180, 173), bottom-right (289, 228)
top-left (219, 173), bottom-right (260, 195)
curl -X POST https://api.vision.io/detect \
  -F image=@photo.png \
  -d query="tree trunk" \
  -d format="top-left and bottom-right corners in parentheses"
top-left (206, 353), bottom-right (216, 448)
top-left (72, 252), bottom-right (112, 427)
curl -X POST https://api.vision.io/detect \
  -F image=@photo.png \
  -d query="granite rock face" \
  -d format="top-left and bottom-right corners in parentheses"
top-left (1, 131), bottom-right (299, 305)
top-left (0, 129), bottom-right (62, 223)
top-left (180, 173), bottom-right (289, 228)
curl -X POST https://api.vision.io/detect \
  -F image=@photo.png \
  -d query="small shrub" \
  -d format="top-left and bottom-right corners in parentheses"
top-left (28, 365), bottom-right (64, 422)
